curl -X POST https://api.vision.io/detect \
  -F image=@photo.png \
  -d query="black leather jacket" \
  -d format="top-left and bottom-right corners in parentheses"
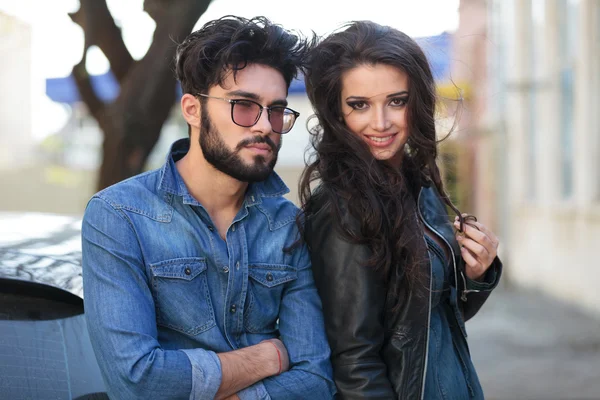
top-left (305, 184), bottom-right (502, 400)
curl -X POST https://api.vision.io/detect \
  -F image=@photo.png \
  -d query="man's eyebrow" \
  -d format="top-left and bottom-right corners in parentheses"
top-left (226, 90), bottom-right (288, 107)
top-left (270, 99), bottom-right (288, 107)
top-left (226, 90), bottom-right (260, 100)
top-left (345, 91), bottom-right (409, 101)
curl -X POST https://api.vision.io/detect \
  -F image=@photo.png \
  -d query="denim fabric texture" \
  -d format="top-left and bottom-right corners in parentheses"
top-left (82, 138), bottom-right (335, 400)
top-left (423, 236), bottom-right (484, 400)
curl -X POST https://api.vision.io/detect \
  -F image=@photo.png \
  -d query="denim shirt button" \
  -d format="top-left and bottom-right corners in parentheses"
top-left (223, 266), bottom-right (229, 273)
top-left (230, 304), bottom-right (237, 313)
top-left (232, 224), bottom-right (236, 232)
top-left (207, 225), bottom-right (214, 232)
top-left (236, 261), bottom-right (240, 270)
top-left (266, 273), bottom-right (274, 282)
top-left (184, 267), bottom-right (191, 275)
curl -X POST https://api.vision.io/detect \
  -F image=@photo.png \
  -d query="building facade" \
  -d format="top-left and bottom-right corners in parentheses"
top-left (485, 0), bottom-right (600, 314)
top-left (0, 12), bottom-right (32, 169)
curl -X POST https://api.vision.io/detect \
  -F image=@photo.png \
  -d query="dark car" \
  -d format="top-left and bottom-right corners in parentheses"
top-left (0, 212), bottom-right (107, 399)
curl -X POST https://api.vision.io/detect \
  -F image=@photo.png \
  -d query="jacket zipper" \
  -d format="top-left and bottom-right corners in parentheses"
top-left (416, 189), bottom-right (432, 400)
top-left (416, 188), bottom-right (479, 399)
top-left (416, 189), bottom-right (478, 303)
top-left (419, 232), bottom-right (432, 400)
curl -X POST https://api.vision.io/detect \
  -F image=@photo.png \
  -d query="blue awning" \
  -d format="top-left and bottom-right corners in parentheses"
top-left (46, 71), bottom-right (120, 104)
top-left (46, 72), bottom-right (307, 105)
top-left (416, 31), bottom-right (452, 82)
top-left (46, 32), bottom-right (451, 105)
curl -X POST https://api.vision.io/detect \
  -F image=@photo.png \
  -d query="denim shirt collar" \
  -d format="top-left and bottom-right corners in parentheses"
top-left (157, 138), bottom-right (290, 207)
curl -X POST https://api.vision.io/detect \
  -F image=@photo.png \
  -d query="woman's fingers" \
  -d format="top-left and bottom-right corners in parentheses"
top-left (453, 220), bottom-right (496, 253)
top-left (455, 215), bottom-right (499, 250)
top-left (469, 221), bottom-right (499, 249)
top-left (453, 216), bottom-right (500, 280)
top-left (457, 235), bottom-right (490, 261)
top-left (458, 245), bottom-right (485, 280)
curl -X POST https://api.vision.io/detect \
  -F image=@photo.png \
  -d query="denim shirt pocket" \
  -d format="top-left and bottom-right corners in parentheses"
top-left (150, 257), bottom-right (216, 336)
top-left (244, 263), bottom-right (297, 334)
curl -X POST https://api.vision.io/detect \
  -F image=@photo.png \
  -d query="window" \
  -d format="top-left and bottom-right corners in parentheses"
top-left (559, 0), bottom-right (579, 198)
top-left (527, 0), bottom-right (545, 200)
top-left (595, 2), bottom-right (600, 200)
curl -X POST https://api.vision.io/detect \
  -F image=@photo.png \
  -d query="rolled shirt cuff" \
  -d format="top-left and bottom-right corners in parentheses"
top-left (181, 348), bottom-right (222, 400)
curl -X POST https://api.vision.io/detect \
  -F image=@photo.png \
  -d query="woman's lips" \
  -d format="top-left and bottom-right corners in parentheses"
top-left (364, 133), bottom-right (397, 148)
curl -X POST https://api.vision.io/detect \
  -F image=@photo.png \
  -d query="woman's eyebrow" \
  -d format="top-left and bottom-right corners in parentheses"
top-left (345, 90), bottom-right (409, 101)
top-left (386, 91), bottom-right (409, 98)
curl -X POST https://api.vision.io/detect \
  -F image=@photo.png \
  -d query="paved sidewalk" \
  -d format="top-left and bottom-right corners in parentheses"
top-left (468, 285), bottom-right (600, 400)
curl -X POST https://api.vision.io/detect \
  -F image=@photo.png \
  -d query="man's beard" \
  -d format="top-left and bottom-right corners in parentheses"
top-left (199, 104), bottom-right (280, 183)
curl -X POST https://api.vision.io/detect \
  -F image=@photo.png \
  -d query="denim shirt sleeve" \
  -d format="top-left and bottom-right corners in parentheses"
top-left (82, 197), bottom-right (222, 399)
top-left (259, 245), bottom-right (336, 399)
top-left (237, 382), bottom-right (271, 400)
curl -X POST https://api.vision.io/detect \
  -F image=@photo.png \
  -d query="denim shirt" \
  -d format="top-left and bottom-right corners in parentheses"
top-left (81, 139), bottom-right (335, 400)
top-left (423, 236), bottom-right (484, 400)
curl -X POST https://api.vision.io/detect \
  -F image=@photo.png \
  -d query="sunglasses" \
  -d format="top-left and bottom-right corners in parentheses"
top-left (196, 94), bottom-right (300, 134)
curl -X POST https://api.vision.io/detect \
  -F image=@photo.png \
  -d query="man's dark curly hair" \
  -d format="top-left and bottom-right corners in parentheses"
top-left (175, 15), bottom-right (312, 96)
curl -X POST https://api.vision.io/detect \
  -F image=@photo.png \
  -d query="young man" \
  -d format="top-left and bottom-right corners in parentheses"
top-left (82, 16), bottom-right (335, 400)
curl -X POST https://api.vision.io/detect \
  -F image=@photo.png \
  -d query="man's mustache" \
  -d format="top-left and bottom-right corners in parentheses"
top-left (236, 136), bottom-right (278, 152)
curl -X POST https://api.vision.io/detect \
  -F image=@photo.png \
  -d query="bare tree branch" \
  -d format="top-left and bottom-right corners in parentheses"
top-left (69, 0), bottom-right (212, 190)
top-left (71, 61), bottom-right (105, 122)
top-left (117, 0), bottom-right (212, 145)
top-left (69, 0), bottom-right (134, 83)
top-left (143, 0), bottom-right (166, 22)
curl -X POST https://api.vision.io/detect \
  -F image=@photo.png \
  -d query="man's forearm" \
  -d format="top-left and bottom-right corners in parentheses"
top-left (215, 341), bottom-right (279, 399)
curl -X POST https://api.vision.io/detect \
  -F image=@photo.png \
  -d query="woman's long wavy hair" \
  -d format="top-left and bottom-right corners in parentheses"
top-left (300, 21), bottom-right (464, 305)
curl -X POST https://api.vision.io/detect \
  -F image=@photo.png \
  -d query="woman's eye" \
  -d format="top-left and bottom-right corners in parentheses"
top-left (347, 101), bottom-right (367, 110)
top-left (390, 97), bottom-right (407, 107)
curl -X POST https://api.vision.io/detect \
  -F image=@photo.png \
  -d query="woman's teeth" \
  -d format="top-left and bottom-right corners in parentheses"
top-left (367, 135), bottom-right (395, 143)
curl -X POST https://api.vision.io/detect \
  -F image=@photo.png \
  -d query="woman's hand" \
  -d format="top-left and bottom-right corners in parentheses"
top-left (453, 214), bottom-right (499, 281)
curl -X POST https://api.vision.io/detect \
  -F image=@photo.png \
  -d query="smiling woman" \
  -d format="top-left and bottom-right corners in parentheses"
top-left (341, 64), bottom-right (411, 163)
top-left (300, 20), bottom-right (502, 400)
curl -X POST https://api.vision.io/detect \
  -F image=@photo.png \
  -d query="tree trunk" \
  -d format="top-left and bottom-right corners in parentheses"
top-left (70, 0), bottom-right (212, 190)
